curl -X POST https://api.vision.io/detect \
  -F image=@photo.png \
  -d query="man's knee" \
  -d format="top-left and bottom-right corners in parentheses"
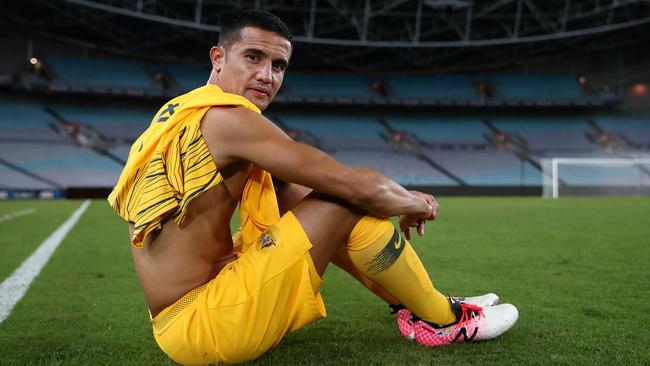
top-left (347, 215), bottom-right (395, 251)
top-left (291, 192), bottom-right (364, 236)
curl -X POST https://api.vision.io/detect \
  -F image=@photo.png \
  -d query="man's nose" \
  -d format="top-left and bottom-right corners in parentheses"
top-left (256, 62), bottom-right (272, 84)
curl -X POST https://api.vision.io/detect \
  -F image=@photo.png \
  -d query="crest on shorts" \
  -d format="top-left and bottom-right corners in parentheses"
top-left (258, 232), bottom-right (277, 250)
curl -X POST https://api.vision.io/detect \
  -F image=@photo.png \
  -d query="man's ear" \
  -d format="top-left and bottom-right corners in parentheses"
top-left (210, 46), bottom-right (225, 72)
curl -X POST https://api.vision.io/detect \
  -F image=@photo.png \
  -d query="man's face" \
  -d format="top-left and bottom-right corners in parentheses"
top-left (211, 27), bottom-right (291, 110)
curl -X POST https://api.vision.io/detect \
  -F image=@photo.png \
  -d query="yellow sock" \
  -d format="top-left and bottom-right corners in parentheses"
top-left (332, 246), bottom-right (401, 305)
top-left (346, 215), bottom-right (455, 325)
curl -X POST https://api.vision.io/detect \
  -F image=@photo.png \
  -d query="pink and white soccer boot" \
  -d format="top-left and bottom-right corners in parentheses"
top-left (391, 293), bottom-right (500, 340)
top-left (413, 298), bottom-right (518, 347)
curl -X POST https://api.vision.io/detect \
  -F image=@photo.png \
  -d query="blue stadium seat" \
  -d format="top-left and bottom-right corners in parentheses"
top-left (426, 150), bottom-right (542, 186)
top-left (491, 117), bottom-right (594, 152)
top-left (281, 73), bottom-right (371, 98)
top-left (384, 75), bottom-right (476, 99)
top-left (52, 105), bottom-right (152, 140)
top-left (490, 74), bottom-right (583, 100)
top-left (47, 56), bottom-right (162, 91)
top-left (385, 116), bottom-right (489, 144)
top-left (330, 150), bottom-right (458, 185)
top-left (278, 114), bottom-right (388, 150)
top-left (594, 116), bottom-right (650, 145)
top-left (280, 114), bottom-right (384, 138)
top-left (165, 64), bottom-right (210, 93)
top-left (0, 143), bottom-right (122, 188)
top-left (0, 101), bottom-right (66, 142)
top-left (108, 145), bottom-right (132, 162)
top-left (0, 163), bottom-right (55, 190)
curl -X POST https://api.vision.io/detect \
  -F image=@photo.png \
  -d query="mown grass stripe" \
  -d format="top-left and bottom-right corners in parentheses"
top-left (0, 200), bottom-right (90, 324)
top-left (0, 208), bottom-right (36, 223)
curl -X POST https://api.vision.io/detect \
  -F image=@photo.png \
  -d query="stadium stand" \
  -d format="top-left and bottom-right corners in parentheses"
top-left (329, 150), bottom-right (457, 186)
top-left (489, 75), bottom-right (585, 100)
top-left (384, 75), bottom-right (476, 99)
top-left (51, 105), bottom-right (151, 140)
top-left (0, 101), bottom-right (66, 142)
top-left (594, 116), bottom-right (650, 146)
top-left (490, 117), bottom-right (595, 153)
top-left (21, 55), bottom-right (613, 108)
top-left (0, 142), bottom-right (122, 188)
top-left (425, 150), bottom-right (541, 186)
top-left (384, 116), bottom-right (489, 144)
top-left (46, 56), bottom-right (163, 93)
top-left (281, 73), bottom-right (372, 98)
top-left (164, 64), bottom-right (210, 93)
top-left (278, 114), bottom-right (388, 150)
top-left (0, 163), bottom-right (55, 190)
top-left (1, 52), bottom-right (648, 196)
top-left (107, 145), bottom-right (132, 163)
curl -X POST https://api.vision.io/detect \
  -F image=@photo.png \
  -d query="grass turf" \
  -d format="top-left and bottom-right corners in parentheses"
top-left (0, 197), bottom-right (648, 365)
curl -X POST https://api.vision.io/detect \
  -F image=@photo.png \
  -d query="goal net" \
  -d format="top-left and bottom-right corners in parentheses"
top-left (541, 157), bottom-right (650, 198)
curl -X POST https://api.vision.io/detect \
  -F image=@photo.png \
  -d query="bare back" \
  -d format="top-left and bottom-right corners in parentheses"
top-left (130, 161), bottom-right (251, 317)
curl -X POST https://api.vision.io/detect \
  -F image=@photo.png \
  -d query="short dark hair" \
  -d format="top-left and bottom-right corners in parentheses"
top-left (218, 10), bottom-right (292, 49)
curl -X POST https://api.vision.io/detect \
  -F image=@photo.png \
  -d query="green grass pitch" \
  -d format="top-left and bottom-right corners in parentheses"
top-left (0, 197), bottom-right (648, 365)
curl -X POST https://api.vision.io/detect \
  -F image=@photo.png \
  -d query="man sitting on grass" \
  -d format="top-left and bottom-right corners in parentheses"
top-left (108, 9), bottom-right (518, 365)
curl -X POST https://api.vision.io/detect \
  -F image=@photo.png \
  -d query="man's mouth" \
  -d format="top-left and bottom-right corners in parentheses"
top-left (249, 87), bottom-right (270, 98)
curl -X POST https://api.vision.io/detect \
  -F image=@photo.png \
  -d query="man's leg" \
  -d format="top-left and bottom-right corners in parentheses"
top-left (290, 194), bottom-right (456, 325)
top-left (288, 193), bottom-right (518, 348)
top-left (289, 194), bottom-right (363, 275)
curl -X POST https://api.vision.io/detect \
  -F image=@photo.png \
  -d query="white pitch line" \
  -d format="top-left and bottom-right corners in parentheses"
top-left (0, 200), bottom-right (91, 324)
top-left (0, 208), bottom-right (36, 223)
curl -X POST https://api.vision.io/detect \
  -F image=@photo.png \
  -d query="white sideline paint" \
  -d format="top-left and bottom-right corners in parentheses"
top-left (0, 200), bottom-right (91, 324)
top-left (0, 209), bottom-right (36, 223)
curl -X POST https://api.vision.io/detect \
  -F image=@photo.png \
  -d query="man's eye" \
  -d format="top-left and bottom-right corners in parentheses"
top-left (246, 54), bottom-right (258, 62)
top-left (272, 62), bottom-right (285, 71)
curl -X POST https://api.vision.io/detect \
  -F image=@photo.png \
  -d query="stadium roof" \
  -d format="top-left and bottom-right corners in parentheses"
top-left (4, 0), bottom-right (650, 72)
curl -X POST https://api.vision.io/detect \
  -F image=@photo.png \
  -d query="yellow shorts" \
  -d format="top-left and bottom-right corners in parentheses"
top-left (151, 212), bottom-right (326, 365)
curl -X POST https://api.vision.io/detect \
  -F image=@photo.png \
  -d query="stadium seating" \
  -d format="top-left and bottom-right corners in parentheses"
top-left (51, 105), bottom-right (151, 140)
top-left (108, 145), bottom-right (132, 162)
top-left (594, 116), bottom-right (650, 145)
top-left (165, 64), bottom-right (210, 93)
top-left (2, 53), bottom-right (648, 193)
top-left (425, 150), bottom-right (542, 186)
top-left (35, 55), bottom-right (611, 106)
top-left (0, 163), bottom-right (55, 190)
top-left (278, 114), bottom-right (388, 149)
top-left (0, 142), bottom-right (122, 188)
top-left (384, 75), bottom-right (476, 99)
top-left (490, 117), bottom-right (595, 152)
top-left (0, 102), bottom-right (67, 142)
top-left (384, 116), bottom-right (489, 144)
top-left (489, 75), bottom-right (584, 100)
top-left (47, 56), bottom-right (162, 92)
top-left (330, 150), bottom-right (458, 185)
top-left (281, 73), bottom-right (371, 98)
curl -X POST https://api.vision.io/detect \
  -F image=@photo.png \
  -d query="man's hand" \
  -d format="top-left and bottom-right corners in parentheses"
top-left (398, 191), bottom-right (439, 240)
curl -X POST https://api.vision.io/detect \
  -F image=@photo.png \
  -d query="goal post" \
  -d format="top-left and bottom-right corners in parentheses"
top-left (541, 157), bottom-right (650, 198)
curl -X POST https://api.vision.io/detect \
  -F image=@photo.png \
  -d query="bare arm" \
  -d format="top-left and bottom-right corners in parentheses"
top-left (201, 106), bottom-right (432, 219)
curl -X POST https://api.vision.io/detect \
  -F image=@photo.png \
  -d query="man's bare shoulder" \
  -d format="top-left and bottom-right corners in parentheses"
top-left (202, 105), bottom-right (269, 131)
top-left (202, 105), bottom-right (285, 144)
top-left (201, 105), bottom-right (287, 167)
